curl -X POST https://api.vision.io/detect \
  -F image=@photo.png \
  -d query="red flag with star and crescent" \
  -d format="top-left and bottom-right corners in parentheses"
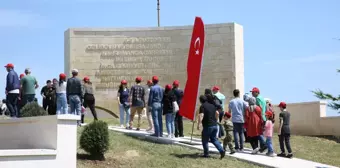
top-left (179, 17), bottom-right (205, 121)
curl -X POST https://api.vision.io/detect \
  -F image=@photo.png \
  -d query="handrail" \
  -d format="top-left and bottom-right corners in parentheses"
top-left (94, 106), bottom-right (119, 118)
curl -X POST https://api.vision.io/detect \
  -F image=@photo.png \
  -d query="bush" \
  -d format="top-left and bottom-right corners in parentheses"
top-left (20, 102), bottom-right (48, 117)
top-left (80, 120), bottom-right (109, 160)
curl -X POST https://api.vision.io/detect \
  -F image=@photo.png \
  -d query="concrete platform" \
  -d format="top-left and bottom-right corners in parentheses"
top-left (109, 126), bottom-right (338, 168)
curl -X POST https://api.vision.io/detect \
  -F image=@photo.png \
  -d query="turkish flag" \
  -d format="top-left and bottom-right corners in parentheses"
top-left (179, 17), bottom-right (205, 121)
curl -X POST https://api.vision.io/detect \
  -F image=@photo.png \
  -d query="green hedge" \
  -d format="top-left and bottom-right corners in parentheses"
top-left (20, 102), bottom-right (48, 117)
top-left (79, 120), bottom-right (109, 160)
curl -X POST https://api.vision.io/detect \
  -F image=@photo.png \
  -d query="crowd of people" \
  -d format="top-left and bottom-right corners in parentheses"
top-left (116, 75), bottom-right (293, 159)
top-left (117, 76), bottom-right (185, 138)
top-left (196, 87), bottom-right (293, 159)
top-left (3, 63), bottom-right (98, 124)
top-left (3, 63), bottom-right (293, 159)
top-left (119, 76), bottom-right (293, 159)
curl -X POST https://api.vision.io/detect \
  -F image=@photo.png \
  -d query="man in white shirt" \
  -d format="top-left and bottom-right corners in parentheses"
top-left (145, 80), bottom-right (154, 132)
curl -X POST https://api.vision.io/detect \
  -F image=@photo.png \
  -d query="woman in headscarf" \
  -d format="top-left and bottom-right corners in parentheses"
top-left (243, 93), bottom-right (251, 106)
top-left (245, 96), bottom-right (263, 154)
top-left (82, 77), bottom-right (98, 123)
top-left (265, 99), bottom-right (275, 123)
top-left (243, 93), bottom-right (251, 142)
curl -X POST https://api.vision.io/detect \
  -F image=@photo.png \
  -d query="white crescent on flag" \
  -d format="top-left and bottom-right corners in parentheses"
top-left (194, 37), bottom-right (201, 55)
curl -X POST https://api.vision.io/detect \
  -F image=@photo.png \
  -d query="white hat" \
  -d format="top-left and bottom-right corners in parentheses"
top-left (71, 69), bottom-right (78, 73)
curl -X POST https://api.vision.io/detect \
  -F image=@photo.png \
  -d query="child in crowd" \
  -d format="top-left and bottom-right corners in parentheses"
top-left (277, 102), bottom-right (293, 158)
top-left (264, 111), bottom-right (275, 157)
top-left (1, 99), bottom-right (8, 116)
top-left (223, 112), bottom-right (236, 154)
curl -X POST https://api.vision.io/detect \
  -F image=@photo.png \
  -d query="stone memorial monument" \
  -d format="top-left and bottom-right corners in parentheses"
top-left (64, 23), bottom-right (244, 113)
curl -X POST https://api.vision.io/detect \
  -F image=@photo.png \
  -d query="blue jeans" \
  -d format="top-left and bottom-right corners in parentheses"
top-left (151, 102), bottom-right (163, 137)
top-left (202, 125), bottom-right (224, 156)
top-left (56, 93), bottom-right (68, 115)
top-left (233, 122), bottom-right (244, 150)
top-left (165, 113), bottom-right (175, 136)
top-left (266, 137), bottom-right (273, 153)
top-left (259, 135), bottom-right (267, 149)
top-left (119, 104), bottom-right (130, 127)
top-left (68, 95), bottom-right (81, 115)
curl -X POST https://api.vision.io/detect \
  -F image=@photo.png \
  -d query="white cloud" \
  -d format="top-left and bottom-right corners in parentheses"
top-left (263, 53), bottom-right (340, 65)
top-left (0, 9), bottom-right (50, 28)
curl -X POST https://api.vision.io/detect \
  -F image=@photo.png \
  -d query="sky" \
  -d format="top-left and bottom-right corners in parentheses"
top-left (0, 0), bottom-right (339, 116)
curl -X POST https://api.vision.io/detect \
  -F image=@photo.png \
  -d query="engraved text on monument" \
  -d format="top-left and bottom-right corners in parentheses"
top-left (86, 37), bottom-right (183, 90)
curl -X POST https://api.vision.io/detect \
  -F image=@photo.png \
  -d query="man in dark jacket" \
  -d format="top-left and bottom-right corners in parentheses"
top-left (172, 80), bottom-right (184, 137)
top-left (66, 69), bottom-right (84, 118)
top-left (5, 63), bottom-right (20, 118)
top-left (205, 88), bottom-right (224, 138)
top-left (46, 79), bottom-right (57, 115)
top-left (40, 80), bottom-right (52, 110)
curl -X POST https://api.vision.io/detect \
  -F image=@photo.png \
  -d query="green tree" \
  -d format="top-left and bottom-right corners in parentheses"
top-left (312, 69), bottom-right (340, 112)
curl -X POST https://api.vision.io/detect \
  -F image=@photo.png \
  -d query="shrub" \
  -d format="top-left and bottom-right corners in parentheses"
top-left (20, 102), bottom-right (48, 117)
top-left (79, 120), bottom-right (109, 160)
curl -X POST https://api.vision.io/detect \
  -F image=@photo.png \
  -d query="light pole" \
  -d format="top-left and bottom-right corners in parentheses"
top-left (157, 0), bottom-right (160, 27)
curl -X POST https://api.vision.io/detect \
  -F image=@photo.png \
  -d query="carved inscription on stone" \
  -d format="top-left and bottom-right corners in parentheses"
top-left (88, 37), bottom-right (182, 90)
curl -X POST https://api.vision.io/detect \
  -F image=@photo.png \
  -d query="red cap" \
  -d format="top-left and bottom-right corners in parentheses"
top-left (121, 80), bottom-right (127, 84)
top-left (19, 74), bottom-right (25, 79)
top-left (173, 80), bottom-right (179, 87)
top-left (59, 73), bottom-right (66, 79)
top-left (147, 80), bottom-right (152, 85)
top-left (278, 102), bottom-right (287, 108)
top-left (165, 84), bottom-right (172, 90)
top-left (83, 76), bottom-right (90, 81)
top-left (212, 86), bottom-right (220, 91)
top-left (265, 111), bottom-right (273, 118)
top-left (135, 76), bottom-right (142, 82)
top-left (152, 76), bottom-right (159, 82)
top-left (224, 112), bottom-right (231, 118)
top-left (250, 87), bottom-right (260, 93)
top-left (4, 63), bottom-right (14, 68)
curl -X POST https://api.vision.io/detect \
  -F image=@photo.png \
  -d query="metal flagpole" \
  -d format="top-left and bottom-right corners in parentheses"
top-left (157, 0), bottom-right (160, 27)
top-left (190, 120), bottom-right (195, 142)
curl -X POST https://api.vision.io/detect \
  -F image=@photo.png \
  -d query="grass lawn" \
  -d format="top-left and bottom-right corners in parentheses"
top-left (77, 117), bottom-right (340, 167)
top-left (77, 130), bottom-right (261, 168)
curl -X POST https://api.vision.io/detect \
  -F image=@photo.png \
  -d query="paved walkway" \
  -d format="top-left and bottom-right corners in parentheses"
top-left (109, 126), bottom-right (338, 168)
